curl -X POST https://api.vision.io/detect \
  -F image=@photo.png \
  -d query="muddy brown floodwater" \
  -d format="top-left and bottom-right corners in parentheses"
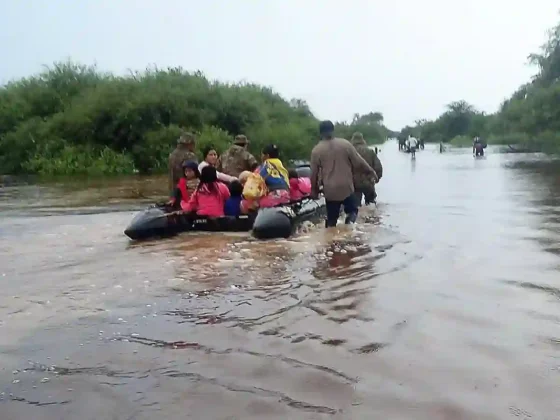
top-left (1, 144), bottom-right (560, 420)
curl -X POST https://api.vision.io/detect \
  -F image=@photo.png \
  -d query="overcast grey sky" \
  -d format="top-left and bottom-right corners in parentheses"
top-left (0, 0), bottom-right (558, 129)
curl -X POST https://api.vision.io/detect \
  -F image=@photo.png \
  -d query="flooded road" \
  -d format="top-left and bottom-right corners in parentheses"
top-left (1, 144), bottom-right (559, 420)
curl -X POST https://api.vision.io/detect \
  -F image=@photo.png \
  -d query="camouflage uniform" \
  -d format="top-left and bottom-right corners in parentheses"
top-left (168, 133), bottom-right (198, 194)
top-left (217, 135), bottom-right (258, 178)
top-left (351, 132), bottom-right (382, 205)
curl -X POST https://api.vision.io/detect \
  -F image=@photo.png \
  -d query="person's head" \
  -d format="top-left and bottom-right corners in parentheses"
top-left (288, 168), bottom-right (298, 179)
top-left (182, 160), bottom-right (200, 179)
top-left (233, 134), bottom-right (249, 148)
top-left (203, 145), bottom-right (219, 166)
top-left (177, 132), bottom-right (196, 151)
top-left (238, 171), bottom-right (251, 185)
top-left (228, 180), bottom-right (243, 197)
top-left (196, 166), bottom-right (218, 194)
top-left (261, 144), bottom-right (280, 161)
top-left (351, 132), bottom-right (364, 141)
top-left (199, 165), bottom-right (217, 184)
top-left (319, 120), bottom-right (335, 139)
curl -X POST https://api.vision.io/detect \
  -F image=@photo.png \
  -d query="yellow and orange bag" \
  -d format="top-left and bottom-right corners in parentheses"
top-left (242, 173), bottom-right (268, 200)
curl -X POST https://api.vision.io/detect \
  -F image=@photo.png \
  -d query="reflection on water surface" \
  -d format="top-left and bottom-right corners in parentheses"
top-left (1, 146), bottom-right (560, 419)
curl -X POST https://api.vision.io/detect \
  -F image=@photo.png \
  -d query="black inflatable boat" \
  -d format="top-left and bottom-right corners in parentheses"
top-left (124, 164), bottom-right (325, 241)
top-left (123, 197), bottom-right (325, 241)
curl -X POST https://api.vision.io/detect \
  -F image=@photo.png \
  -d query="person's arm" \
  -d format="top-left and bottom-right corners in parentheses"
top-left (348, 144), bottom-right (378, 182)
top-left (372, 152), bottom-right (383, 180)
top-left (173, 186), bottom-right (182, 202)
top-left (310, 149), bottom-right (320, 198)
top-left (217, 170), bottom-right (237, 183)
top-left (184, 191), bottom-right (198, 213)
top-left (245, 152), bottom-right (259, 172)
top-left (167, 186), bottom-right (181, 207)
top-left (258, 162), bottom-right (267, 178)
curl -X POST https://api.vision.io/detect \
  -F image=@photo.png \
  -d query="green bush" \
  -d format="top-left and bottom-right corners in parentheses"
top-left (0, 61), bottom-right (392, 176)
top-left (196, 125), bottom-right (234, 157)
top-left (22, 145), bottom-right (135, 176)
top-left (487, 132), bottom-right (531, 146)
top-left (448, 135), bottom-right (473, 147)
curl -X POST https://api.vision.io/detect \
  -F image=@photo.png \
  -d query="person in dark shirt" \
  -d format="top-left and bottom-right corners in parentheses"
top-left (224, 180), bottom-right (244, 216)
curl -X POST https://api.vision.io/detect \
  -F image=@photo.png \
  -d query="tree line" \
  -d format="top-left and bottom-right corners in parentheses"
top-left (399, 14), bottom-right (560, 152)
top-left (0, 63), bottom-right (391, 176)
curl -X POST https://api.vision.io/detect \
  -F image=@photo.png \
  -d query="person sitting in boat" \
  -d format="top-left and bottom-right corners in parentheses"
top-left (224, 180), bottom-right (244, 216)
top-left (288, 168), bottom-right (311, 201)
top-left (184, 166), bottom-right (231, 217)
top-left (241, 144), bottom-right (290, 213)
top-left (169, 160), bottom-right (199, 210)
top-left (198, 145), bottom-right (237, 184)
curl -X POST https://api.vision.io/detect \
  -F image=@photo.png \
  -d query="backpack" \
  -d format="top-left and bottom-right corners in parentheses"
top-left (242, 173), bottom-right (268, 200)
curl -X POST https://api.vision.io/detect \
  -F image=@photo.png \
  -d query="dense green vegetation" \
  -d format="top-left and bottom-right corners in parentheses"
top-left (400, 15), bottom-right (560, 152)
top-left (0, 63), bottom-right (391, 176)
top-left (335, 112), bottom-right (395, 143)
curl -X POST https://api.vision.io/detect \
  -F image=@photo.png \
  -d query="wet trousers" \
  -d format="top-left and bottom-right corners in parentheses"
top-left (325, 194), bottom-right (359, 228)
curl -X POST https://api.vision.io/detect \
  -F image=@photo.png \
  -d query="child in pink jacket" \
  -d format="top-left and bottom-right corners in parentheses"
top-left (288, 169), bottom-right (311, 201)
top-left (185, 166), bottom-right (230, 217)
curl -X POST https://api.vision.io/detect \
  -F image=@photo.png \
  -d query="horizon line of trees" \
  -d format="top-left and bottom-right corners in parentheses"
top-left (0, 63), bottom-right (392, 176)
top-left (399, 12), bottom-right (560, 152)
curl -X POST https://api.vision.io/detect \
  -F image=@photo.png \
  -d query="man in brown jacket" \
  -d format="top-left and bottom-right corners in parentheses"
top-left (168, 132), bottom-right (198, 195)
top-left (310, 121), bottom-right (378, 227)
top-left (351, 132), bottom-right (383, 206)
top-left (217, 134), bottom-right (258, 178)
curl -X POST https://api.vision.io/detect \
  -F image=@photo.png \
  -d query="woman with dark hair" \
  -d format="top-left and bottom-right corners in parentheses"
top-left (198, 145), bottom-right (237, 183)
top-left (184, 166), bottom-right (231, 217)
top-left (241, 144), bottom-right (290, 212)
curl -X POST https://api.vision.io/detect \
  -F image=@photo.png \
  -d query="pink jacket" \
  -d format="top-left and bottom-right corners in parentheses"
top-left (185, 182), bottom-right (231, 217)
top-left (289, 177), bottom-right (311, 201)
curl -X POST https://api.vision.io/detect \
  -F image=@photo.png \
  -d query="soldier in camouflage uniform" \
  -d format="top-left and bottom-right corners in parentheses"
top-left (217, 134), bottom-right (258, 178)
top-left (168, 132), bottom-right (198, 195)
top-left (350, 132), bottom-right (382, 205)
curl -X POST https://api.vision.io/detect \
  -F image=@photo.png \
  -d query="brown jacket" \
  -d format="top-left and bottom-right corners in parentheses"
top-left (351, 136), bottom-right (383, 190)
top-left (310, 137), bottom-right (378, 201)
top-left (217, 145), bottom-right (258, 178)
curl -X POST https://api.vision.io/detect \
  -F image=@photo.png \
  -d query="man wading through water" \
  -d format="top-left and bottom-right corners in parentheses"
top-left (168, 132), bottom-right (198, 195)
top-left (310, 121), bottom-right (378, 227)
top-left (351, 132), bottom-right (383, 206)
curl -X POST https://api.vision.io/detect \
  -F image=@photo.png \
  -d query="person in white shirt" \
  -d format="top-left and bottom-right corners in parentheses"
top-left (408, 136), bottom-right (419, 158)
top-left (199, 145), bottom-right (237, 184)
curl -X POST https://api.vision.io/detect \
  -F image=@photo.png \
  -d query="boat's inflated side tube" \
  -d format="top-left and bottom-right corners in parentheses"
top-left (124, 206), bottom-right (170, 240)
top-left (192, 214), bottom-right (256, 232)
top-left (295, 165), bottom-right (311, 178)
top-left (252, 207), bottom-right (293, 239)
